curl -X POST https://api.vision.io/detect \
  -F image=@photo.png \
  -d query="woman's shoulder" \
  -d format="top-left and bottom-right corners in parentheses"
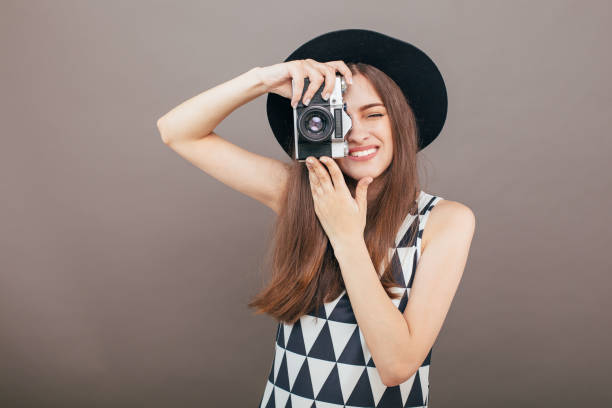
top-left (420, 194), bottom-right (475, 253)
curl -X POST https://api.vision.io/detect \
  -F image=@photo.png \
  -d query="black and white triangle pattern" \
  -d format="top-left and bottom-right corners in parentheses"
top-left (258, 191), bottom-right (444, 408)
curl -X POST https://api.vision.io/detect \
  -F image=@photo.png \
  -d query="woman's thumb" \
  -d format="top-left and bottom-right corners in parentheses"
top-left (356, 177), bottom-right (373, 209)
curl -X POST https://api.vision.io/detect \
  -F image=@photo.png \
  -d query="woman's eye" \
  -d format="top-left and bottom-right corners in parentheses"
top-left (368, 114), bottom-right (383, 118)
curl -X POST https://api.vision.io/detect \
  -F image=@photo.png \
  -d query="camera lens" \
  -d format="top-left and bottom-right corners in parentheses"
top-left (307, 115), bottom-right (323, 132)
top-left (298, 106), bottom-right (333, 142)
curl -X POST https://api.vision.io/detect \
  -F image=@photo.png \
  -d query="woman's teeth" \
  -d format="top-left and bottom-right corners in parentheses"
top-left (350, 147), bottom-right (378, 157)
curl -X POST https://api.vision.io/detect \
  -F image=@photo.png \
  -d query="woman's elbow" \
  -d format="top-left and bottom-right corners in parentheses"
top-left (384, 361), bottom-right (417, 387)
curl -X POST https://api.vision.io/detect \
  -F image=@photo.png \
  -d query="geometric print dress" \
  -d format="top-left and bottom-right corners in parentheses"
top-left (258, 190), bottom-right (445, 408)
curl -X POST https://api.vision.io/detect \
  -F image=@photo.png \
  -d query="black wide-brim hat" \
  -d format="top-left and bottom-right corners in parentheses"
top-left (266, 28), bottom-right (448, 158)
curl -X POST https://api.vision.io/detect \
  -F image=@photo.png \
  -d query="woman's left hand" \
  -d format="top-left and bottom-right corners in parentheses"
top-left (305, 155), bottom-right (373, 249)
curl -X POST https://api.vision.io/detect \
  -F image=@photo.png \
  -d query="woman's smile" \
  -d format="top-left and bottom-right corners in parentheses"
top-left (347, 146), bottom-right (380, 161)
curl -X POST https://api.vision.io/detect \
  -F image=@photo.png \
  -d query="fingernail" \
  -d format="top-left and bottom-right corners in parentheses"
top-left (322, 93), bottom-right (329, 100)
top-left (303, 98), bottom-right (310, 106)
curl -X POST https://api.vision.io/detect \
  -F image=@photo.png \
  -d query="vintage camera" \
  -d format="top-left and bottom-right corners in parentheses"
top-left (292, 75), bottom-right (352, 161)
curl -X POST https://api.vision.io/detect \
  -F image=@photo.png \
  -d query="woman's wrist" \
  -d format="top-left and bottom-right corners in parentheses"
top-left (246, 66), bottom-right (269, 96)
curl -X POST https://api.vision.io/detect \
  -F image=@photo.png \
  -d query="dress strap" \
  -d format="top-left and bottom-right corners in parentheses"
top-left (415, 191), bottom-right (445, 261)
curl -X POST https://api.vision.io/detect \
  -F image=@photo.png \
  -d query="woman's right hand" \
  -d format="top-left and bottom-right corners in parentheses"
top-left (256, 59), bottom-right (354, 108)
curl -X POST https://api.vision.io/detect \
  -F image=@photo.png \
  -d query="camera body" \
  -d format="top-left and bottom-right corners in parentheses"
top-left (292, 75), bottom-right (352, 161)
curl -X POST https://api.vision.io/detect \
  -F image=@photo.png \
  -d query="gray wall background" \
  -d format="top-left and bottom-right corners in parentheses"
top-left (1, 1), bottom-right (610, 406)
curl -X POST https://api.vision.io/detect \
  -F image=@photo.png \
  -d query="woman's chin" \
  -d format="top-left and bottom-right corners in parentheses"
top-left (338, 160), bottom-right (381, 181)
top-left (344, 170), bottom-right (375, 182)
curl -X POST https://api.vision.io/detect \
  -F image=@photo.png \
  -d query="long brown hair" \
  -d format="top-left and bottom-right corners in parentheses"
top-left (248, 62), bottom-right (422, 325)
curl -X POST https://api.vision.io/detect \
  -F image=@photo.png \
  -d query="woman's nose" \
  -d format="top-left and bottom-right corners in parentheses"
top-left (346, 125), bottom-right (371, 144)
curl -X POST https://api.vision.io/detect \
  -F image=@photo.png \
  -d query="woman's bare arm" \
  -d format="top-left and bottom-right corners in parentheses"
top-left (156, 67), bottom-right (289, 214)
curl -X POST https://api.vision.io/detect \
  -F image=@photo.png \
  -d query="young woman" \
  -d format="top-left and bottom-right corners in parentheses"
top-left (157, 29), bottom-right (475, 408)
